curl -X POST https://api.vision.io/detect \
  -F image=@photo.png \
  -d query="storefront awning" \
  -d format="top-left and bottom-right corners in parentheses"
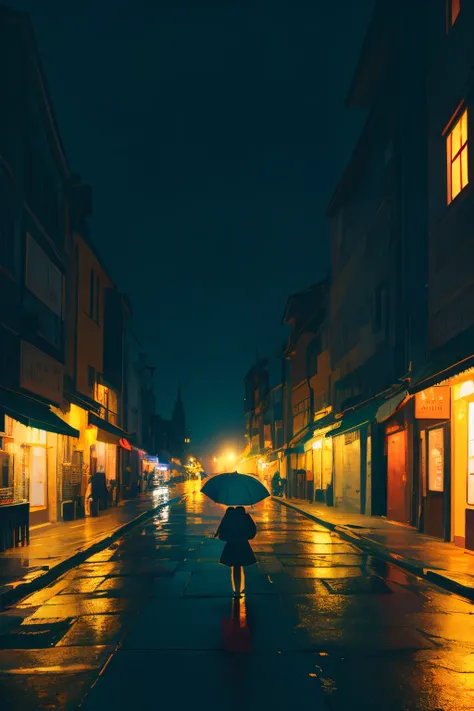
top-left (88, 412), bottom-right (130, 444)
top-left (286, 427), bottom-right (313, 454)
top-left (0, 387), bottom-right (79, 438)
top-left (375, 390), bottom-right (409, 423)
top-left (326, 397), bottom-right (385, 439)
top-left (410, 325), bottom-right (474, 393)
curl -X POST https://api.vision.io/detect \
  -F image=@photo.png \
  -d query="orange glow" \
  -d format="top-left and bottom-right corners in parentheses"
top-left (450, 0), bottom-right (461, 27)
top-left (447, 108), bottom-right (468, 203)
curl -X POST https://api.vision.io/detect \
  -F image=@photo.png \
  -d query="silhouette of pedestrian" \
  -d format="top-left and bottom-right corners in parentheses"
top-left (215, 506), bottom-right (257, 597)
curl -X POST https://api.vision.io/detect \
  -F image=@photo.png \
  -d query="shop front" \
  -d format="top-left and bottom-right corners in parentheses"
top-left (306, 426), bottom-right (334, 504)
top-left (87, 412), bottom-right (133, 506)
top-left (0, 387), bottom-right (79, 529)
top-left (411, 369), bottom-right (470, 544)
top-left (412, 387), bottom-right (451, 539)
top-left (449, 372), bottom-right (474, 550)
top-left (326, 393), bottom-right (404, 516)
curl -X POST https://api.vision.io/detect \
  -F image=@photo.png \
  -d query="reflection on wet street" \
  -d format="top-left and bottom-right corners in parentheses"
top-left (1, 481), bottom-right (474, 710)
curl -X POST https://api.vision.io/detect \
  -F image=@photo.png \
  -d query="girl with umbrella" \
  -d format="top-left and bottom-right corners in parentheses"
top-left (201, 471), bottom-right (269, 597)
top-left (216, 506), bottom-right (257, 597)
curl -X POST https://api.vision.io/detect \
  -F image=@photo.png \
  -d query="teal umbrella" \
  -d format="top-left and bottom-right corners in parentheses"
top-left (201, 471), bottom-right (270, 506)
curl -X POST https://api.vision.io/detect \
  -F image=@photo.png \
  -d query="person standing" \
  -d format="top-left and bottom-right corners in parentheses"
top-left (215, 506), bottom-right (257, 597)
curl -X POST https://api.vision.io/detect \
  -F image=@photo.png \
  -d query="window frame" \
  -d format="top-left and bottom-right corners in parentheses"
top-left (446, 108), bottom-right (469, 204)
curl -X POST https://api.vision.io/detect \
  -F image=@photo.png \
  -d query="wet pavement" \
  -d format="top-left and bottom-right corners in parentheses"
top-left (1, 481), bottom-right (474, 710)
top-left (0, 487), bottom-right (182, 599)
top-left (278, 498), bottom-right (474, 596)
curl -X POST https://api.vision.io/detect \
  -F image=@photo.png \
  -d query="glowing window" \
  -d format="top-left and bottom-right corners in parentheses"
top-left (447, 109), bottom-right (468, 203)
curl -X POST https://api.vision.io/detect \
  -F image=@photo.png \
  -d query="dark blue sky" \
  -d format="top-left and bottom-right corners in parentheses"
top-left (11, 0), bottom-right (373, 450)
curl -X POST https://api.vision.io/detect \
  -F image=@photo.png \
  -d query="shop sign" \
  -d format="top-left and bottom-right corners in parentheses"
top-left (415, 387), bottom-right (450, 419)
top-left (20, 341), bottom-right (63, 404)
top-left (25, 234), bottom-right (63, 317)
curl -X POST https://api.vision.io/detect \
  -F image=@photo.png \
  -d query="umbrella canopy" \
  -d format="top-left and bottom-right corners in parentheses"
top-left (201, 471), bottom-right (270, 506)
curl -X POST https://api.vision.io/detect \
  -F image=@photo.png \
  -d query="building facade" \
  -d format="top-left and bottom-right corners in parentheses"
top-left (0, 7), bottom-right (80, 526)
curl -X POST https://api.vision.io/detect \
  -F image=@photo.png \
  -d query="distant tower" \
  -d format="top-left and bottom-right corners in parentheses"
top-left (171, 385), bottom-right (186, 459)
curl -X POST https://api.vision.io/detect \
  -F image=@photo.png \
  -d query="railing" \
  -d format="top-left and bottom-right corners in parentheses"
top-left (97, 405), bottom-right (118, 426)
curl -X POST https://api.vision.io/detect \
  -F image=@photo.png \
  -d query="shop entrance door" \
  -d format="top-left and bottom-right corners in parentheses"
top-left (387, 429), bottom-right (410, 524)
top-left (424, 425), bottom-right (448, 539)
top-left (341, 431), bottom-right (361, 513)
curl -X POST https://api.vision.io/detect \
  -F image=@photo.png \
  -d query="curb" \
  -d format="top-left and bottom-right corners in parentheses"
top-left (0, 493), bottom-right (184, 610)
top-left (274, 497), bottom-right (474, 602)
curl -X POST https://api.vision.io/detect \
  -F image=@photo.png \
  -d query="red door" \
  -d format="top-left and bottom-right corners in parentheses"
top-left (387, 430), bottom-right (410, 524)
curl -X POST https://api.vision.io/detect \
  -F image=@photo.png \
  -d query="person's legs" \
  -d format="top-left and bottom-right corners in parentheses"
top-left (232, 566), bottom-right (243, 596)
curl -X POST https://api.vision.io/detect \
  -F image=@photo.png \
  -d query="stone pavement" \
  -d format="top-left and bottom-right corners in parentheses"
top-left (276, 497), bottom-right (474, 599)
top-left (0, 485), bottom-right (184, 607)
top-left (1, 481), bottom-right (473, 711)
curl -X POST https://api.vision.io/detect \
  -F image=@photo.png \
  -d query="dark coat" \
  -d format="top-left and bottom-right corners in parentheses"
top-left (217, 507), bottom-right (257, 568)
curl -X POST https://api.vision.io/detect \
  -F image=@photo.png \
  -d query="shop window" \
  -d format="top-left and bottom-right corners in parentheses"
top-left (428, 428), bottom-right (444, 492)
top-left (468, 403), bottom-right (474, 505)
top-left (30, 445), bottom-right (47, 509)
top-left (447, 108), bottom-right (468, 203)
top-left (447, 0), bottom-right (461, 29)
top-left (0, 450), bottom-right (13, 489)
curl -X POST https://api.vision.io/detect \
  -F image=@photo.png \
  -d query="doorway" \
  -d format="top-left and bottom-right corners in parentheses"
top-left (387, 429), bottom-right (410, 524)
top-left (423, 424), bottom-right (449, 539)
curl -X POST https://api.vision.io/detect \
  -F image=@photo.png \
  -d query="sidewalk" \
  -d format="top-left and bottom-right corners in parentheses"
top-left (274, 497), bottom-right (474, 601)
top-left (0, 485), bottom-right (185, 608)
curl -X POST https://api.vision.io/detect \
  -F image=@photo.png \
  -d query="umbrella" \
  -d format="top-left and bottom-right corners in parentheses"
top-left (201, 471), bottom-right (270, 506)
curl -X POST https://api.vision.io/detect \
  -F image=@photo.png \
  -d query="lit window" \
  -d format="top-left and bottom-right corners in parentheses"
top-left (448, 0), bottom-right (461, 28)
top-left (447, 109), bottom-right (468, 203)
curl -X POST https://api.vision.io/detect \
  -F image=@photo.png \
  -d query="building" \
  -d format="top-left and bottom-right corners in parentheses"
top-left (241, 354), bottom-right (285, 483)
top-left (324, 0), bottom-right (431, 518)
top-left (281, 281), bottom-right (332, 500)
top-left (242, 359), bottom-right (269, 475)
top-left (60, 179), bottom-right (139, 509)
top-left (149, 388), bottom-right (189, 464)
top-left (0, 7), bottom-right (79, 526)
top-left (408, 0), bottom-right (474, 548)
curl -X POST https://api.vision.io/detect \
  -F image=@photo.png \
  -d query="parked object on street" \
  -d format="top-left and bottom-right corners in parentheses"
top-left (271, 471), bottom-right (284, 497)
top-left (201, 471), bottom-right (269, 506)
top-left (90, 468), bottom-right (108, 512)
top-left (215, 505), bottom-right (257, 596)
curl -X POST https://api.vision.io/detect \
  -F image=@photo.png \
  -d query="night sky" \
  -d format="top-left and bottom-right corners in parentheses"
top-left (10, 0), bottom-right (373, 452)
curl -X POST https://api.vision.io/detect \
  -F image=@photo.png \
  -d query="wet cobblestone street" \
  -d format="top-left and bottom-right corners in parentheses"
top-left (1, 482), bottom-right (473, 711)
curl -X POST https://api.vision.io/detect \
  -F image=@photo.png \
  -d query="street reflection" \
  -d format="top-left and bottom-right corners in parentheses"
top-left (222, 595), bottom-right (251, 653)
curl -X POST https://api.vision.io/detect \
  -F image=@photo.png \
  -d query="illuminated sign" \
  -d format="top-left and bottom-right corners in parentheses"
top-left (415, 387), bottom-right (450, 419)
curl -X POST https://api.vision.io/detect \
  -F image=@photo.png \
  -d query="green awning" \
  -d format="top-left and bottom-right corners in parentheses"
top-left (0, 387), bottom-right (79, 438)
top-left (312, 411), bottom-right (340, 432)
top-left (88, 412), bottom-right (130, 443)
top-left (286, 426), bottom-right (313, 454)
top-left (326, 398), bottom-right (383, 439)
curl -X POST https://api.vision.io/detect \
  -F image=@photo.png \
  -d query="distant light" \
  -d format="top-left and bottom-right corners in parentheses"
top-left (312, 440), bottom-right (323, 450)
